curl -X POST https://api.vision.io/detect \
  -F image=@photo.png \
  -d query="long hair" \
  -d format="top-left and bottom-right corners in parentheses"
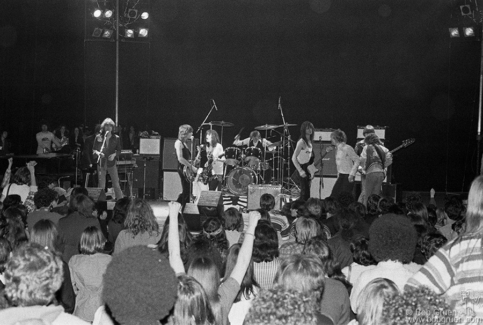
top-left (356, 278), bottom-right (399, 325)
top-left (252, 221), bottom-right (279, 263)
top-left (249, 131), bottom-right (261, 142)
top-left (299, 121), bottom-right (314, 145)
top-left (11, 167), bottom-right (31, 186)
top-left (178, 124), bottom-right (193, 141)
top-left (205, 129), bottom-right (219, 148)
top-left (101, 118), bottom-right (116, 129)
top-left (0, 209), bottom-right (28, 250)
top-left (30, 219), bottom-right (63, 254)
top-left (158, 213), bottom-right (193, 265)
top-left (464, 176), bottom-right (483, 233)
top-left (111, 197), bottom-right (131, 224)
top-left (200, 217), bottom-right (229, 261)
top-left (331, 129), bottom-right (347, 144)
top-left (0, 238), bottom-right (12, 273)
top-left (407, 202), bottom-right (429, 224)
top-left (124, 198), bottom-right (159, 236)
top-left (294, 217), bottom-right (322, 244)
top-left (274, 254), bottom-right (325, 302)
top-left (350, 236), bottom-right (377, 266)
top-left (224, 243), bottom-right (259, 302)
top-left (79, 226), bottom-right (106, 255)
top-left (169, 275), bottom-right (216, 325)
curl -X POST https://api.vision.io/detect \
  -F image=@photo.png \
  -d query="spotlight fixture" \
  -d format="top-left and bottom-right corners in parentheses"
top-left (125, 29), bottom-right (135, 38)
top-left (102, 29), bottom-right (114, 38)
top-left (460, 5), bottom-right (472, 16)
top-left (127, 9), bottom-right (138, 19)
top-left (104, 10), bottom-right (113, 18)
top-left (141, 12), bottom-right (149, 19)
top-left (463, 27), bottom-right (475, 37)
top-left (92, 27), bottom-right (103, 37)
top-left (448, 28), bottom-right (460, 38)
top-left (139, 28), bottom-right (149, 37)
top-left (93, 9), bottom-right (103, 18)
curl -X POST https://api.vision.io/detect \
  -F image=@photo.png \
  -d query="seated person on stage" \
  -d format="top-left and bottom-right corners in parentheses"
top-left (53, 124), bottom-right (70, 152)
top-left (0, 130), bottom-right (12, 156)
top-left (36, 121), bottom-right (61, 154)
top-left (233, 130), bottom-right (273, 149)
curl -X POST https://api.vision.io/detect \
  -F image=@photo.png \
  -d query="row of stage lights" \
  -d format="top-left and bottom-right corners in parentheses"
top-left (449, 26), bottom-right (476, 38)
top-left (93, 9), bottom-right (149, 20)
top-left (92, 27), bottom-right (149, 38)
top-left (90, 8), bottom-right (150, 39)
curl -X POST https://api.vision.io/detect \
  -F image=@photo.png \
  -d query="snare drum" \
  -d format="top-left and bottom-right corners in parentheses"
top-left (244, 147), bottom-right (262, 170)
top-left (224, 147), bottom-right (241, 166)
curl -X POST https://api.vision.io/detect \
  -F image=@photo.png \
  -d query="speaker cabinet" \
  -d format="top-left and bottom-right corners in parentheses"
top-left (310, 177), bottom-right (337, 199)
top-left (133, 156), bottom-right (161, 189)
top-left (312, 143), bottom-right (338, 177)
top-left (163, 171), bottom-right (183, 200)
top-left (247, 184), bottom-right (282, 211)
top-left (163, 138), bottom-right (199, 171)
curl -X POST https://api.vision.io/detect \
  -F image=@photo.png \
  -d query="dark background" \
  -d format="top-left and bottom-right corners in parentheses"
top-left (0, 0), bottom-right (481, 193)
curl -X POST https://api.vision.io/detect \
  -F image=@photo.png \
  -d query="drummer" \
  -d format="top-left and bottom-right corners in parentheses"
top-left (233, 130), bottom-right (274, 155)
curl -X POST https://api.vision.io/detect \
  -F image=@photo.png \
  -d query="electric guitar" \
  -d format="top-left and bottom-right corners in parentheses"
top-left (197, 152), bottom-right (226, 185)
top-left (305, 146), bottom-right (334, 179)
top-left (357, 138), bottom-right (415, 175)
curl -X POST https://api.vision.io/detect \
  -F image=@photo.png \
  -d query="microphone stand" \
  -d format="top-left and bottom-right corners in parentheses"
top-left (97, 132), bottom-right (108, 164)
top-left (318, 137), bottom-right (324, 199)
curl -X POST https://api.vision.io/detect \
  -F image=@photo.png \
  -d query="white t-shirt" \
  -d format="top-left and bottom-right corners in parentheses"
top-left (1, 183), bottom-right (31, 203)
top-left (296, 139), bottom-right (312, 165)
top-left (36, 131), bottom-right (55, 154)
top-left (207, 143), bottom-right (224, 175)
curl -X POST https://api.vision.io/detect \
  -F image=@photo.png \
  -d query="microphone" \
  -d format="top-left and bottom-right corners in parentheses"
top-left (212, 99), bottom-right (218, 111)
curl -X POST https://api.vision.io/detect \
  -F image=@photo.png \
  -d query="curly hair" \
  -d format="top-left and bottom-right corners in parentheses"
top-left (33, 188), bottom-right (58, 209)
top-left (350, 236), bottom-right (377, 266)
top-left (331, 129), bottom-right (347, 144)
top-left (420, 233), bottom-right (447, 261)
top-left (111, 197), bottom-right (131, 224)
top-left (366, 194), bottom-right (382, 215)
top-left (260, 193), bottom-right (275, 212)
top-left (349, 201), bottom-right (367, 218)
top-left (324, 197), bottom-right (340, 216)
top-left (0, 209), bottom-right (28, 250)
top-left (4, 243), bottom-right (63, 307)
top-left (356, 278), bottom-right (399, 325)
top-left (252, 221), bottom-right (279, 263)
top-left (124, 198), bottom-right (159, 236)
top-left (0, 238), bottom-right (12, 273)
top-left (223, 208), bottom-right (244, 232)
top-left (200, 217), bottom-right (229, 261)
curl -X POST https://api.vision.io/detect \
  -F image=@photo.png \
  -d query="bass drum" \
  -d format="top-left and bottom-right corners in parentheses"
top-left (226, 167), bottom-right (258, 196)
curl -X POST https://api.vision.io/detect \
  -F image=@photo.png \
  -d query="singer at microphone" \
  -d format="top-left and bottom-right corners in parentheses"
top-left (92, 117), bottom-right (124, 200)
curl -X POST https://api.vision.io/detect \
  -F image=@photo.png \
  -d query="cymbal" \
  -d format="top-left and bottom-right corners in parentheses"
top-left (255, 124), bottom-right (279, 130)
top-left (210, 121), bottom-right (234, 127)
top-left (278, 123), bottom-right (297, 128)
top-left (267, 141), bottom-right (282, 148)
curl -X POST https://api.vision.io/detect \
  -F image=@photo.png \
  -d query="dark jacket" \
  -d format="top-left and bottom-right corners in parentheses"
top-left (93, 133), bottom-right (121, 168)
top-left (58, 212), bottom-right (100, 263)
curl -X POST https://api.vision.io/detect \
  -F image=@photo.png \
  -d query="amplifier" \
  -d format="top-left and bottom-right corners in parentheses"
top-left (247, 184), bottom-right (282, 211)
top-left (314, 129), bottom-right (334, 142)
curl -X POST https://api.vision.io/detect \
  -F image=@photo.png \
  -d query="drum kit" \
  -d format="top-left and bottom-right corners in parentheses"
top-left (198, 121), bottom-right (297, 196)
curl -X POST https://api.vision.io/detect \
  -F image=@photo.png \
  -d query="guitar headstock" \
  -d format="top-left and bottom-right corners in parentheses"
top-left (402, 138), bottom-right (415, 147)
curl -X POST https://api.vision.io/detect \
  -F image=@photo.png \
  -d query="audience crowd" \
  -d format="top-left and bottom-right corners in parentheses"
top-left (0, 154), bottom-right (481, 325)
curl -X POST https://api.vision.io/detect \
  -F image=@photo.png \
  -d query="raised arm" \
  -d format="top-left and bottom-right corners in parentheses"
top-left (1, 158), bottom-right (13, 190)
top-left (233, 137), bottom-right (249, 146)
top-left (228, 211), bottom-right (260, 284)
top-left (168, 201), bottom-right (185, 274)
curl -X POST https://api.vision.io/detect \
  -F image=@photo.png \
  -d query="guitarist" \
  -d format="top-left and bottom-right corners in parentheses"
top-left (355, 125), bottom-right (376, 204)
top-left (204, 130), bottom-right (225, 191)
top-left (292, 121), bottom-right (315, 201)
top-left (329, 129), bottom-right (360, 198)
top-left (175, 124), bottom-right (197, 207)
top-left (360, 133), bottom-right (392, 206)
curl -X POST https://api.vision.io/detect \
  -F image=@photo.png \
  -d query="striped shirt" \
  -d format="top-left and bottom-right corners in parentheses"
top-left (254, 258), bottom-right (280, 290)
top-left (405, 232), bottom-right (483, 323)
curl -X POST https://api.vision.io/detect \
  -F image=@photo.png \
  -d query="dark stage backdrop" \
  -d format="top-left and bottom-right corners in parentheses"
top-left (0, 0), bottom-right (481, 193)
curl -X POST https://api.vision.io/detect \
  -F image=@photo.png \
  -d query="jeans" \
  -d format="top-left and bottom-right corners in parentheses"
top-left (209, 175), bottom-right (222, 191)
top-left (358, 174), bottom-right (366, 204)
top-left (364, 172), bottom-right (385, 206)
top-left (177, 169), bottom-right (191, 208)
top-left (97, 164), bottom-right (123, 200)
top-left (330, 173), bottom-right (354, 199)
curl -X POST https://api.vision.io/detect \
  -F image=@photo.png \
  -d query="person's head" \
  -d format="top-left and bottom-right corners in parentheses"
top-left (187, 256), bottom-right (220, 302)
top-left (11, 167), bottom-right (31, 186)
top-left (363, 125), bottom-right (376, 137)
top-left (350, 236), bottom-right (377, 266)
top-left (40, 122), bottom-right (49, 132)
top-left (303, 235), bottom-right (338, 275)
top-left (170, 275), bottom-right (216, 325)
top-left (407, 202), bottom-right (429, 224)
top-left (205, 129), bottom-right (219, 147)
top-left (369, 214), bottom-right (417, 263)
top-left (420, 233), bottom-right (447, 260)
top-left (349, 201), bottom-right (367, 219)
top-left (101, 117), bottom-right (115, 133)
top-left (73, 126), bottom-right (80, 137)
top-left (201, 217), bottom-right (228, 260)
top-left (249, 130), bottom-right (261, 142)
top-left (274, 254), bottom-right (325, 301)
top-left (33, 188), bottom-right (58, 209)
top-left (330, 129), bottom-right (347, 145)
top-left (356, 278), bottom-right (399, 325)
top-left (224, 244), bottom-right (259, 302)
top-left (260, 193), bottom-right (275, 212)
top-left (124, 198), bottom-right (159, 236)
top-left (103, 246), bottom-right (178, 324)
top-left (294, 217), bottom-right (321, 244)
top-left (337, 208), bottom-right (359, 231)
top-left (252, 220), bottom-right (279, 263)
top-left (427, 206), bottom-right (438, 228)
top-left (30, 219), bottom-right (63, 253)
top-left (305, 198), bottom-right (324, 218)
top-left (0, 238), bottom-right (12, 273)
top-left (300, 121), bottom-right (315, 143)
top-left (178, 124), bottom-right (193, 141)
top-left (186, 237), bottom-right (224, 277)
top-left (158, 213), bottom-right (193, 265)
top-left (337, 191), bottom-right (355, 208)
top-left (4, 243), bottom-right (63, 307)
top-left (324, 196), bottom-right (340, 216)
top-left (70, 194), bottom-right (96, 218)
top-left (112, 197), bottom-right (131, 225)
top-left (79, 226), bottom-right (106, 255)
top-left (0, 209), bottom-right (28, 250)
top-left (407, 212), bottom-right (429, 240)
top-left (367, 194), bottom-right (382, 215)
top-left (1, 195), bottom-right (21, 215)
top-left (223, 208), bottom-right (244, 232)
top-left (404, 192), bottom-right (422, 212)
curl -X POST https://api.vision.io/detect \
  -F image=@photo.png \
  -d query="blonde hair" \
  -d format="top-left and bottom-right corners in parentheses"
top-left (295, 217), bottom-right (321, 244)
top-left (356, 278), bottom-right (399, 325)
top-left (465, 175), bottom-right (483, 232)
top-left (79, 226), bottom-right (106, 255)
top-left (101, 118), bottom-right (115, 129)
top-left (178, 124), bottom-right (193, 141)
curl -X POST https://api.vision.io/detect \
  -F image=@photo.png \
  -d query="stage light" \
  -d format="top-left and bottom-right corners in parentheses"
top-left (125, 29), bottom-right (135, 38)
top-left (127, 9), bottom-right (138, 19)
top-left (104, 10), bottom-right (113, 18)
top-left (139, 28), bottom-right (149, 37)
top-left (141, 12), bottom-right (149, 19)
top-left (92, 28), bottom-right (103, 37)
top-left (449, 28), bottom-right (460, 38)
top-left (460, 5), bottom-right (472, 16)
top-left (463, 27), bottom-right (475, 37)
top-left (93, 9), bottom-right (103, 18)
top-left (102, 29), bottom-right (113, 38)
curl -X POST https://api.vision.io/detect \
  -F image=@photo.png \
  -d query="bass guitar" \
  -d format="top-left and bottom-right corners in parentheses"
top-left (305, 145), bottom-right (334, 179)
top-left (197, 152), bottom-right (225, 185)
top-left (183, 145), bottom-right (204, 182)
top-left (357, 138), bottom-right (415, 175)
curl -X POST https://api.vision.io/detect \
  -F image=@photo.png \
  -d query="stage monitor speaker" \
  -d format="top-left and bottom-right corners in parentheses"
top-left (163, 137), bottom-right (199, 170)
top-left (247, 184), bottom-right (282, 211)
top-left (197, 191), bottom-right (223, 217)
top-left (86, 187), bottom-right (106, 201)
top-left (163, 171), bottom-right (182, 200)
top-left (356, 126), bottom-right (386, 140)
top-left (133, 156), bottom-right (161, 189)
top-left (139, 138), bottom-right (161, 155)
top-left (314, 129), bottom-right (334, 142)
top-left (310, 177), bottom-right (337, 199)
top-left (312, 143), bottom-right (338, 177)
